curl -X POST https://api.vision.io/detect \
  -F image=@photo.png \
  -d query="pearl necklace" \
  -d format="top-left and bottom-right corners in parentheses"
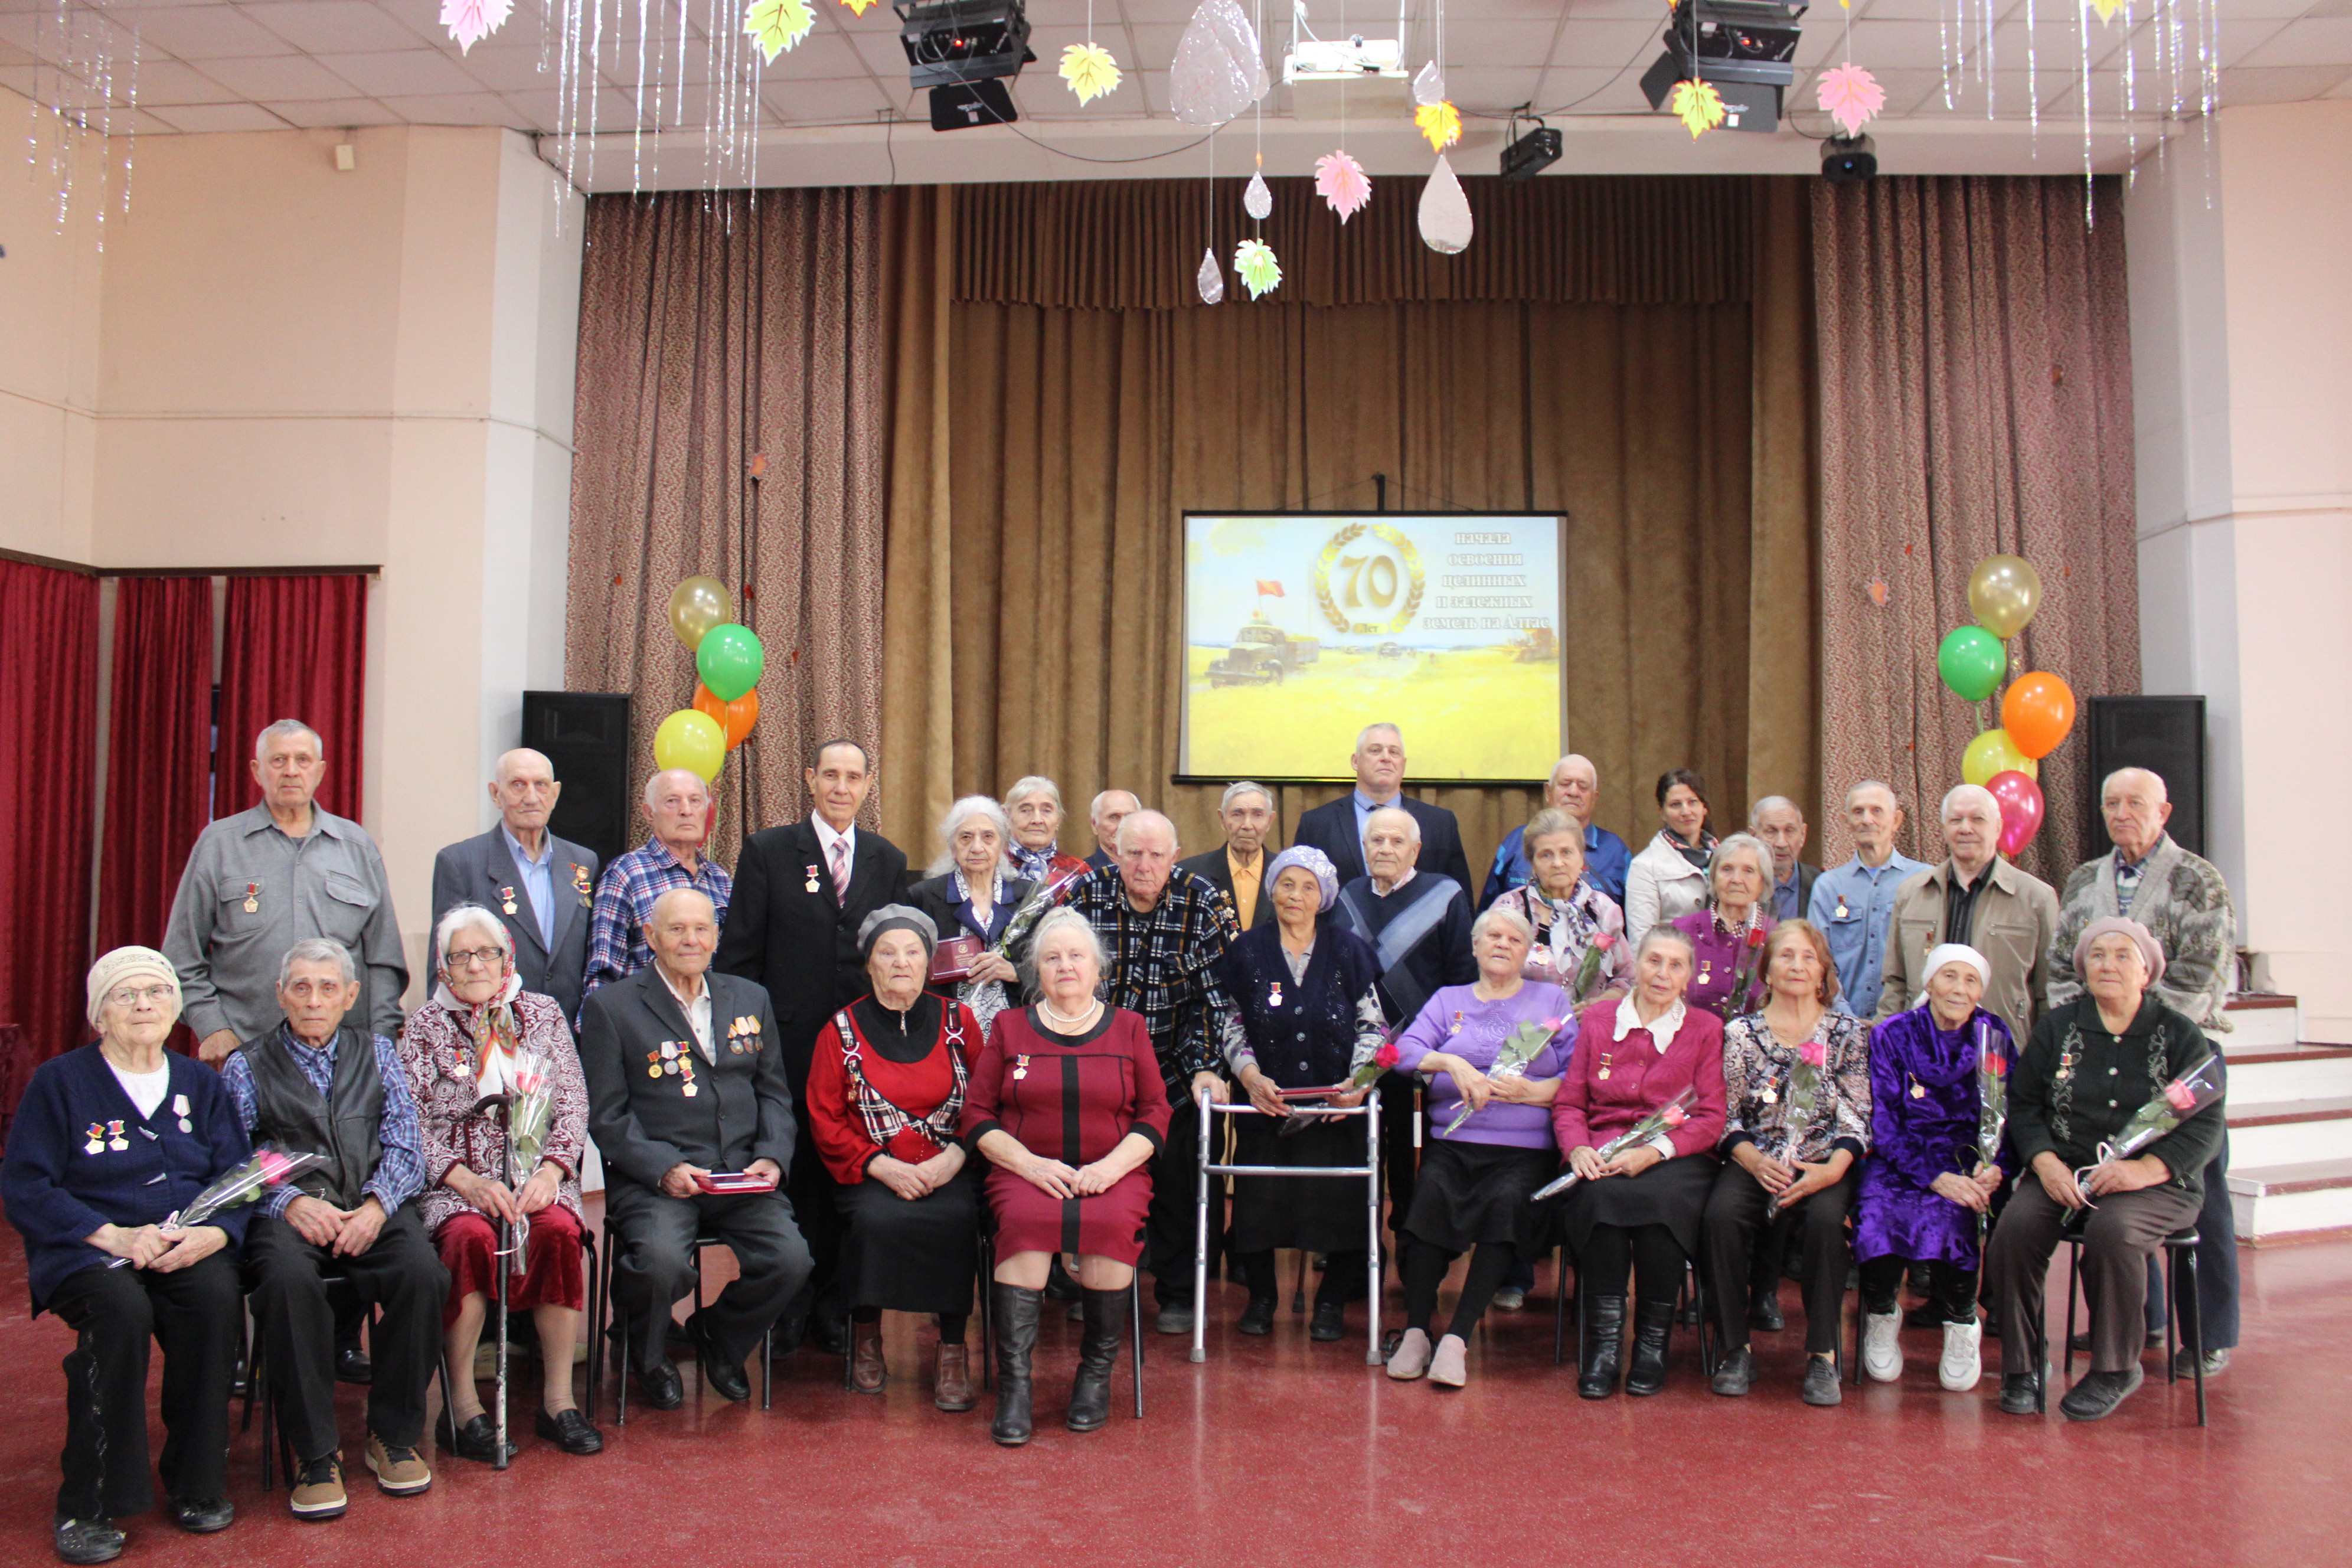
top-left (1040, 998), bottom-right (1103, 1030)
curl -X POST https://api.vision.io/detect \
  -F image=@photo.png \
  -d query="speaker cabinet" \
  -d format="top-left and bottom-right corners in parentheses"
top-left (521, 691), bottom-right (633, 868)
top-left (2084, 695), bottom-right (2206, 858)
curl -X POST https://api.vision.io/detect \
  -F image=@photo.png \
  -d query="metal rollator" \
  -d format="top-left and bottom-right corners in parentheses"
top-left (1191, 1086), bottom-right (1384, 1366)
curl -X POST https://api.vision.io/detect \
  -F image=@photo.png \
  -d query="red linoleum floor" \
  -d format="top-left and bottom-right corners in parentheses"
top-left (1, 1206), bottom-right (2346, 1568)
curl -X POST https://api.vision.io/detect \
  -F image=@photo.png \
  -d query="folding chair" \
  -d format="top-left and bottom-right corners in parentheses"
top-left (595, 1218), bottom-right (775, 1424)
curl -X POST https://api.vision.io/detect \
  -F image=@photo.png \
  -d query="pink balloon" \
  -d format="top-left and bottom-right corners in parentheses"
top-left (1988, 769), bottom-right (2044, 857)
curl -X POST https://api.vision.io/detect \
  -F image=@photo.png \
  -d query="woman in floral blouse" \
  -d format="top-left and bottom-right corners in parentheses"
top-left (1700, 919), bottom-right (1871, 1406)
top-left (1491, 809), bottom-right (1629, 1004)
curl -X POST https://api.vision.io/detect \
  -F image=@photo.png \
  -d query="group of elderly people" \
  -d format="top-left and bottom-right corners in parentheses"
top-left (1, 709), bottom-right (2242, 1562)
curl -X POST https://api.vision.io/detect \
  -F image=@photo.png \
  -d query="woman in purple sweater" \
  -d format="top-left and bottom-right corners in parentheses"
top-left (1382, 906), bottom-right (1575, 1390)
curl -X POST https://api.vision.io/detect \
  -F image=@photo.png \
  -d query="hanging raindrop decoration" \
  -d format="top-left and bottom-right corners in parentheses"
top-left (25, 2), bottom-right (142, 249)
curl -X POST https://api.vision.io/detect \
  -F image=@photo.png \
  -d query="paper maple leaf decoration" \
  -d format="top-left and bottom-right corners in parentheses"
top-left (1817, 63), bottom-right (1886, 137)
top-left (2087, 0), bottom-right (2122, 20)
top-left (1413, 100), bottom-right (1462, 153)
top-left (1314, 149), bottom-right (1372, 221)
top-left (1060, 43), bottom-right (1123, 103)
top-left (743, 0), bottom-right (814, 63)
top-left (1234, 238), bottom-right (1282, 299)
top-left (1668, 78), bottom-right (1726, 139)
top-left (440, 0), bottom-right (512, 54)
top-left (837, 0), bottom-right (878, 12)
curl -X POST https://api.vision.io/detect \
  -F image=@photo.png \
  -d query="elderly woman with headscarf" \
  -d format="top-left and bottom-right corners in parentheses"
top-left (1670, 832), bottom-right (1776, 1024)
top-left (398, 904), bottom-right (600, 1461)
top-left (1984, 917), bottom-right (2223, 1422)
top-left (1852, 942), bottom-right (2017, 1396)
top-left (1492, 808), bottom-right (1630, 1002)
top-left (2, 949), bottom-right (252, 1560)
top-left (1002, 775), bottom-right (1092, 885)
top-left (1214, 845), bottom-right (1387, 1342)
top-left (909, 795), bottom-right (1037, 1037)
top-left (806, 906), bottom-right (984, 1410)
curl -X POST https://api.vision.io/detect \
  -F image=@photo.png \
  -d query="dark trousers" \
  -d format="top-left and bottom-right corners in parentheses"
top-left (2141, 1141), bottom-right (2241, 1347)
top-left (44, 1252), bottom-right (241, 1521)
top-left (1576, 1224), bottom-right (1688, 1307)
top-left (1376, 1070), bottom-right (1421, 1252)
top-left (1237, 1248), bottom-right (1366, 1308)
top-left (1985, 1179), bottom-right (2200, 1377)
top-left (1858, 1255), bottom-right (1978, 1322)
top-left (606, 1182), bottom-right (812, 1371)
top-left (1400, 1239), bottom-right (1518, 1340)
top-left (1146, 1096), bottom-right (1222, 1308)
top-left (1703, 1164), bottom-right (1854, 1355)
top-left (245, 1207), bottom-right (447, 1459)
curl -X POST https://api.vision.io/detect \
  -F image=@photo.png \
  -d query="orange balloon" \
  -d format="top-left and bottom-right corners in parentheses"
top-left (2000, 671), bottom-right (2076, 760)
top-left (693, 682), bottom-right (760, 750)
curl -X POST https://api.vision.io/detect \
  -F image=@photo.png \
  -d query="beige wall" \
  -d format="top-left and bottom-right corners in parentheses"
top-left (0, 96), bottom-right (106, 563)
top-left (1, 95), bottom-right (582, 1004)
top-left (2132, 102), bottom-right (2352, 1041)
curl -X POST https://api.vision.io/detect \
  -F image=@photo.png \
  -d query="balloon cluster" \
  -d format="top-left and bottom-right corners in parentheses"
top-left (652, 576), bottom-right (766, 786)
top-left (1935, 555), bottom-right (2076, 857)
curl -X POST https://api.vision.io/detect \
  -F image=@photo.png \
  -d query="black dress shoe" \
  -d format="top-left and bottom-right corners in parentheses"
top-left (1999, 1373), bottom-right (2041, 1416)
top-left (1309, 1302), bottom-right (1345, 1342)
top-left (2059, 1364), bottom-right (2145, 1422)
top-left (2174, 1345), bottom-right (2229, 1379)
top-left (1237, 1298), bottom-right (1275, 1335)
top-left (436, 1410), bottom-right (518, 1465)
top-left (535, 1407), bottom-right (605, 1455)
top-left (1749, 1291), bottom-right (1785, 1332)
top-left (335, 1344), bottom-right (373, 1384)
top-left (809, 1314), bottom-right (851, 1360)
top-left (635, 1359), bottom-right (684, 1410)
top-left (167, 1497), bottom-right (234, 1534)
top-left (1801, 1356), bottom-right (1843, 1407)
top-left (693, 1317), bottom-right (752, 1402)
top-left (1710, 1346), bottom-right (1754, 1396)
top-left (53, 1517), bottom-right (123, 1565)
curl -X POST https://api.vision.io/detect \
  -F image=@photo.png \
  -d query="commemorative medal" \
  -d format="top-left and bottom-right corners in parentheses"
top-left (1598, 1051), bottom-right (1613, 1082)
top-left (805, 864), bottom-right (822, 894)
top-left (499, 884), bottom-right (518, 916)
top-left (244, 881), bottom-right (261, 914)
top-left (1012, 1054), bottom-right (1030, 1082)
top-left (107, 1119), bottom-right (128, 1151)
top-left (174, 1092), bottom-right (192, 1133)
top-left (84, 1122), bottom-right (106, 1156)
top-left (1268, 984), bottom-right (1283, 1009)
top-left (572, 864), bottom-right (594, 906)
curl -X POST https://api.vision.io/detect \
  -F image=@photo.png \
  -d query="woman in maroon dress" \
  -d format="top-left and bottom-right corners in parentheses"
top-left (961, 908), bottom-right (1170, 1446)
top-left (808, 907), bottom-right (984, 1412)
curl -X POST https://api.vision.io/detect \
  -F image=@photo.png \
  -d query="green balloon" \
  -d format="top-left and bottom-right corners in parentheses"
top-left (1936, 625), bottom-right (2006, 702)
top-left (696, 623), bottom-right (765, 703)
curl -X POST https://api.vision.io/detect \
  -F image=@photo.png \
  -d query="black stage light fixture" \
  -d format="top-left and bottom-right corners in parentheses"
top-left (1640, 0), bottom-right (1805, 132)
top-left (929, 77), bottom-right (1020, 129)
top-left (896, 0), bottom-right (1034, 89)
top-left (1499, 111), bottom-right (1562, 181)
top-left (1822, 132), bottom-right (1876, 180)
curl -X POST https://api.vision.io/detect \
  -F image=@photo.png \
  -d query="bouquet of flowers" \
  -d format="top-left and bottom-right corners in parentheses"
top-left (1569, 931), bottom-right (1618, 1005)
top-left (1773, 1037), bottom-right (1828, 1164)
top-left (1964, 1019), bottom-right (2007, 1174)
top-left (112, 1148), bottom-right (325, 1266)
top-left (1348, 1035), bottom-right (1401, 1090)
top-left (993, 863), bottom-right (1093, 959)
top-left (1729, 922), bottom-right (1770, 1014)
top-left (2077, 1053), bottom-right (2226, 1193)
top-left (1531, 1086), bottom-right (1699, 1201)
top-left (1440, 1016), bottom-right (1567, 1136)
top-left (1275, 1036), bottom-right (1400, 1136)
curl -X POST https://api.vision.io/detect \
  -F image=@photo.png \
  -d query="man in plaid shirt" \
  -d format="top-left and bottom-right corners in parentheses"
top-left (1066, 809), bottom-right (1237, 1335)
top-left (582, 768), bottom-right (733, 1017)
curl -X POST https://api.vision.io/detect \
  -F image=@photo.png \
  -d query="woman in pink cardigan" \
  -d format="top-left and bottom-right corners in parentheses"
top-left (1550, 925), bottom-right (1727, 1400)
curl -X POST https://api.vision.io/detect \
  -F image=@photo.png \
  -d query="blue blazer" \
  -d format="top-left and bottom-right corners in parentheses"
top-left (1290, 794), bottom-right (1474, 895)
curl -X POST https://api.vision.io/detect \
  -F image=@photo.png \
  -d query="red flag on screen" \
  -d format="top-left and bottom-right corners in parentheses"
top-left (1255, 580), bottom-right (1284, 597)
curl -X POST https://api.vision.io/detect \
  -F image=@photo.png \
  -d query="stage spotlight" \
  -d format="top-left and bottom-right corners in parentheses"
top-left (1822, 132), bottom-right (1876, 181)
top-left (896, 0), bottom-right (1035, 89)
top-left (1499, 114), bottom-right (1562, 181)
top-left (929, 77), bottom-right (1020, 129)
top-left (1640, 0), bottom-right (1805, 133)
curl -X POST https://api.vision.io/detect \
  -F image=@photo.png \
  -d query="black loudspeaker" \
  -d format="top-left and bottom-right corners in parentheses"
top-left (521, 691), bottom-right (633, 868)
top-left (2085, 695), bottom-right (2206, 858)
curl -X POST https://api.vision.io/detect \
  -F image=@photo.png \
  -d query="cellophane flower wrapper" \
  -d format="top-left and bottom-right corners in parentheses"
top-left (994, 864), bottom-right (1091, 958)
top-left (169, 1148), bottom-right (326, 1230)
top-left (1777, 1051), bottom-right (1822, 1164)
top-left (1570, 932), bottom-right (1616, 1005)
top-left (2102, 1053), bottom-right (2225, 1162)
top-left (1531, 1086), bottom-right (1699, 1201)
top-left (1440, 1017), bottom-right (1566, 1136)
top-left (1971, 1018), bottom-right (2007, 1172)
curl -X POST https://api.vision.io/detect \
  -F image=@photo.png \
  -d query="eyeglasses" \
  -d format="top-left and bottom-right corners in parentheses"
top-left (444, 946), bottom-right (507, 971)
top-left (106, 984), bottom-right (175, 1008)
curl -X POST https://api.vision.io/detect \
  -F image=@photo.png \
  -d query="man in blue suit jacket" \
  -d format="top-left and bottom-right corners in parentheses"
top-left (430, 749), bottom-right (600, 1027)
top-left (1287, 723), bottom-right (1474, 894)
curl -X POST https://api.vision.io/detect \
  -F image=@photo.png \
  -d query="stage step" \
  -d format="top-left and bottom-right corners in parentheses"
top-left (2221, 1044), bottom-right (2352, 1102)
top-left (2225, 1095), bottom-right (2352, 1168)
top-left (2227, 1157), bottom-right (2352, 1243)
top-left (2219, 993), bottom-right (2301, 1051)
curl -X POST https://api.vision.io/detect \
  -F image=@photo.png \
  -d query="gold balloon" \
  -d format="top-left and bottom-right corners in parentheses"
top-left (1967, 555), bottom-right (2043, 641)
top-left (667, 576), bottom-right (734, 651)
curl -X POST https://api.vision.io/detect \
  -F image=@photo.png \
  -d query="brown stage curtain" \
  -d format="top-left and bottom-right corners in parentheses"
top-left (567, 188), bottom-right (897, 866)
top-left (1812, 176), bottom-right (2138, 883)
top-left (880, 177), bottom-right (1819, 883)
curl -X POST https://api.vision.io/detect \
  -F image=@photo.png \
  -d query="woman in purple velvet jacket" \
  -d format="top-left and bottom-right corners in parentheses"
top-left (1854, 943), bottom-right (2017, 1394)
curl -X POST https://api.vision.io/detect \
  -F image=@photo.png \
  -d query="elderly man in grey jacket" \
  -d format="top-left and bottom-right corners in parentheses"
top-left (1873, 783), bottom-right (2061, 1048)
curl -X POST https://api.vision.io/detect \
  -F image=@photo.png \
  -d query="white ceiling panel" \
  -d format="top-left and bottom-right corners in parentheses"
top-left (269, 94), bottom-right (406, 125)
top-left (761, 73), bottom-right (894, 117)
top-left (241, 1), bottom-right (434, 53)
top-left (378, 87), bottom-right (530, 120)
top-left (108, 4), bottom-right (296, 58)
top-left (145, 99), bottom-right (292, 129)
top-left (315, 47), bottom-right (485, 94)
top-left (197, 53), bottom-right (364, 96)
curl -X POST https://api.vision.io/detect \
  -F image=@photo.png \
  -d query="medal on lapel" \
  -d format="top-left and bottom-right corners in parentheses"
top-left (1268, 982), bottom-right (1283, 1010)
top-left (1013, 1054), bottom-right (1030, 1082)
top-left (1598, 1051), bottom-right (1613, 1082)
top-left (660, 1040), bottom-right (681, 1075)
top-left (499, 884), bottom-right (518, 917)
top-left (1834, 897), bottom-right (1850, 920)
top-left (680, 1057), bottom-right (698, 1096)
top-left (84, 1122), bottom-right (107, 1156)
top-left (1449, 1011), bottom-right (1464, 1037)
top-left (107, 1119), bottom-right (128, 1152)
top-left (243, 881), bottom-right (261, 914)
top-left (1761, 1082), bottom-right (1778, 1105)
top-left (571, 864), bottom-right (593, 906)
top-left (174, 1092), bottom-right (192, 1133)
top-left (1907, 1072), bottom-right (1926, 1100)
top-left (805, 863), bottom-right (822, 894)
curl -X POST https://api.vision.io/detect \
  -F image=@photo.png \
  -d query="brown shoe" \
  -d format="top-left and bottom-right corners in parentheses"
top-left (850, 1322), bottom-right (887, 1394)
top-left (288, 1452), bottom-right (347, 1521)
top-left (364, 1433), bottom-right (432, 1497)
top-left (934, 1341), bottom-right (975, 1412)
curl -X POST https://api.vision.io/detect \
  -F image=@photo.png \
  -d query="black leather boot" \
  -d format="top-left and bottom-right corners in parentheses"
top-left (1577, 1295), bottom-right (1626, 1399)
top-left (1625, 1298), bottom-right (1678, 1396)
top-left (989, 1284), bottom-right (1041, 1446)
top-left (1067, 1287), bottom-right (1125, 1432)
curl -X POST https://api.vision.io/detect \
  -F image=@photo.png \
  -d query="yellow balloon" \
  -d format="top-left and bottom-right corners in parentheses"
top-left (667, 576), bottom-right (735, 652)
top-left (653, 708), bottom-right (727, 784)
top-left (1967, 555), bottom-right (2043, 641)
top-left (1962, 728), bottom-right (2039, 788)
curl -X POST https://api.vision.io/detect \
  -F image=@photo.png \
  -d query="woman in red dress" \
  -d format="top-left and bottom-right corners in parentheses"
top-left (808, 907), bottom-right (984, 1412)
top-left (961, 908), bottom-right (1170, 1446)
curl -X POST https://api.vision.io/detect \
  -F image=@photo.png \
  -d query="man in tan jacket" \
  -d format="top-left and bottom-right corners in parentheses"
top-left (1874, 783), bottom-right (2061, 1047)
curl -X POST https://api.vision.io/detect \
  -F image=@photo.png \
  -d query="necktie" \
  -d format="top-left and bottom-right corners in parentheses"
top-left (830, 839), bottom-right (850, 909)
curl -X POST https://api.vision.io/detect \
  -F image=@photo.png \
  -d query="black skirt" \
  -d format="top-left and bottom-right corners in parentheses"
top-left (1556, 1151), bottom-right (1717, 1259)
top-left (1400, 1139), bottom-right (1558, 1257)
top-left (1230, 1114), bottom-right (1377, 1255)
top-left (834, 1166), bottom-right (982, 1315)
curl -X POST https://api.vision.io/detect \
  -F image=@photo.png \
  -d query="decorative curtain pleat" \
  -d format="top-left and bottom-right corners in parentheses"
top-left (217, 574), bottom-right (369, 822)
top-left (97, 576), bottom-right (215, 964)
top-left (1812, 175), bottom-right (2138, 880)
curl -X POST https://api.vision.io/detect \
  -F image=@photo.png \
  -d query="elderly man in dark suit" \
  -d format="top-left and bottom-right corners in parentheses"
top-left (580, 888), bottom-right (810, 1409)
top-left (430, 747), bottom-right (600, 1027)
top-left (715, 739), bottom-right (908, 1358)
top-left (1175, 780), bottom-right (1277, 933)
top-left (1289, 723), bottom-right (1474, 892)
top-left (1749, 795), bottom-right (1820, 924)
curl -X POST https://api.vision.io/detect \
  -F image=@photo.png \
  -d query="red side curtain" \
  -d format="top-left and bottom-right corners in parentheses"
top-left (0, 559), bottom-right (102, 1069)
top-left (217, 574), bottom-right (368, 821)
top-left (97, 577), bottom-right (215, 958)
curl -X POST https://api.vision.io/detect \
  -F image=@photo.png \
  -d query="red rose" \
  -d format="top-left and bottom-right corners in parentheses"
top-left (1746, 926), bottom-right (1767, 949)
top-left (1798, 1040), bottom-right (1827, 1069)
top-left (1661, 1106), bottom-right (1687, 1128)
top-left (1373, 1040), bottom-right (1400, 1071)
top-left (1980, 1050), bottom-right (2007, 1078)
top-left (1592, 932), bottom-right (1616, 951)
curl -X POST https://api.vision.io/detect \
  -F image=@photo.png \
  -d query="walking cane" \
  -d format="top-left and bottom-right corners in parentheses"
top-left (494, 1095), bottom-right (512, 1473)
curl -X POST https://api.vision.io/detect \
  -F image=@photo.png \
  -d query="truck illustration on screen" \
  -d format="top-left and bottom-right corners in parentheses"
top-left (1206, 618), bottom-right (1322, 686)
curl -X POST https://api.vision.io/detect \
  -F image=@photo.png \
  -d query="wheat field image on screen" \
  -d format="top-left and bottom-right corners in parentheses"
top-left (1185, 643), bottom-right (1558, 779)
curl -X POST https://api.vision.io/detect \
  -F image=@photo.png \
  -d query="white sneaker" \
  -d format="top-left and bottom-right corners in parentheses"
top-left (1862, 1309), bottom-right (1903, 1383)
top-left (1939, 1318), bottom-right (1984, 1391)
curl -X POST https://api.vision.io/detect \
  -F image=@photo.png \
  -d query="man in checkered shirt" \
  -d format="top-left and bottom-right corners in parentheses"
top-left (581, 768), bottom-right (733, 1018)
top-left (1065, 808), bottom-right (1239, 1336)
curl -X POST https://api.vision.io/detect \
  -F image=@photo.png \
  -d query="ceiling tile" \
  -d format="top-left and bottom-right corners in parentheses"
top-left (2239, 15), bottom-right (2352, 62)
top-left (105, 5), bottom-right (296, 58)
top-left (1549, 17), bottom-right (1667, 66)
top-left (2219, 60), bottom-right (2352, 97)
top-left (0, 37), bottom-right (29, 66)
top-left (1442, 64), bottom-right (1547, 107)
top-left (760, 72), bottom-right (892, 119)
top-left (1536, 62), bottom-right (1652, 111)
top-left (268, 94), bottom-right (408, 126)
top-left (143, 100), bottom-right (293, 130)
top-left (198, 54), bottom-right (364, 97)
top-left (746, 30), bottom-right (872, 74)
top-left (505, 84), bottom-right (645, 130)
top-left (848, 25), bottom-right (913, 72)
top-left (313, 47), bottom-right (482, 95)
top-left (374, 88), bottom-right (524, 123)
top-left (121, 57), bottom-right (244, 104)
top-left (241, 1), bottom-right (432, 53)
top-left (1449, 17), bottom-right (1573, 58)
top-left (448, 43), bottom-right (563, 91)
top-left (1802, 19), bottom-right (1954, 68)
